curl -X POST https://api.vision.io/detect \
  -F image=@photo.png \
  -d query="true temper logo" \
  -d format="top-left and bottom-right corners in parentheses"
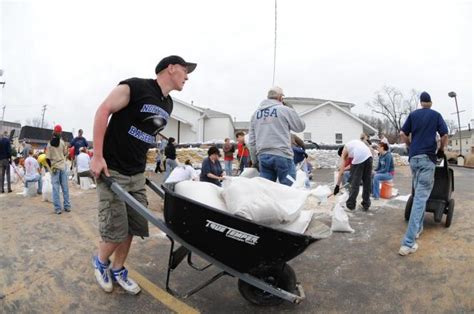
top-left (205, 220), bottom-right (259, 246)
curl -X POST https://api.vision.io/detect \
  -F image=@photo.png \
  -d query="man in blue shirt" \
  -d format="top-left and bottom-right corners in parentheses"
top-left (70, 129), bottom-right (88, 158)
top-left (399, 91), bottom-right (448, 256)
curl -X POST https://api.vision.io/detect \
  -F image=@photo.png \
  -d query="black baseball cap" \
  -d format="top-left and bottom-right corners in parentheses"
top-left (155, 55), bottom-right (197, 74)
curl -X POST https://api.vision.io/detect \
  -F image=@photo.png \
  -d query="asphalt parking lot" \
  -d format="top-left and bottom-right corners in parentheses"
top-left (1, 165), bottom-right (473, 313)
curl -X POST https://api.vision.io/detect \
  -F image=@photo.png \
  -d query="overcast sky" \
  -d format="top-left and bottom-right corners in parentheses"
top-left (0, 0), bottom-right (472, 138)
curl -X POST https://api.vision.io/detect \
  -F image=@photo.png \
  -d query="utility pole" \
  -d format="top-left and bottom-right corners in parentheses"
top-left (1, 105), bottom-right (5, 121)
top-left (41, 104), bottom-right (47, 129)
top-left (272, 0), bottom-right (278, 86)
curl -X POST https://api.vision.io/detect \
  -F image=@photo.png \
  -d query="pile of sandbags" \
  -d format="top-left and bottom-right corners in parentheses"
top-left (147, 143), bottom-right (411, 171)
top-left (306, 149), bottom-right (339, 169)
top-left (176, 148), bottom-right (207, 166)
top-left (146, 149), bottom-right (158, 164)
top-left (392, 153), bottom-right (409, 166)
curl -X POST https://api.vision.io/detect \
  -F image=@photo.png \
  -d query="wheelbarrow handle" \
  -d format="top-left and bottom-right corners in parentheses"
top-left (100, 173), bottom-right (115, 188)
top-left (99, 173), bottom-right (165, 200)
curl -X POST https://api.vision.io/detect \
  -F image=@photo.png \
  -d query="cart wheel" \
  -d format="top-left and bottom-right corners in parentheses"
top-left (238, 263), bottom-right (296, 306)
top-left (404, 195), bottom-right (413, 221)
top-left (445, 199), bottom-right (454, 228)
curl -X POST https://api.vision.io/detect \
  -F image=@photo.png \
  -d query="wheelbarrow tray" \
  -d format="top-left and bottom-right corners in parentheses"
top-left (102, 175), bottom-right (319, 304)
top-left (162, 183), bottom-right (318, 273)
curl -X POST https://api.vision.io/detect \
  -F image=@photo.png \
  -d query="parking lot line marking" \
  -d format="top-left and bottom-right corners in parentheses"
top-left (128, 269), bottom-right (199, 314)
top-left (70, 212), bottom-right (200, 314)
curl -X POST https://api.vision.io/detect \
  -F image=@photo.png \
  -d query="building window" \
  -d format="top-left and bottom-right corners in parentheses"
top-left (466, 140), bottom-right (469, 145)
top-left (303, 132), bottom-right (311, 141)
top-left (335, 133), bottom-right (343, 144)
top-left (455, 140), bottom-right (458, 145)
top-left (449, 140), bottom-right (452, 145)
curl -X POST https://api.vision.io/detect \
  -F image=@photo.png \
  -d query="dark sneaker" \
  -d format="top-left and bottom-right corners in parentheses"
top-left (92, 256), bottom-right (113, 292)
top-left (55, 210), bottom-right (62, 215)
top-left (64, 208), bottom-right (71, 212)
top-left (111, 267), bottom-right (141, 295)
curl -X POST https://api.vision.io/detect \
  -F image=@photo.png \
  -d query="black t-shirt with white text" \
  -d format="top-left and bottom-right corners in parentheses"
top-left (103, 78), bottom-right (173, 175)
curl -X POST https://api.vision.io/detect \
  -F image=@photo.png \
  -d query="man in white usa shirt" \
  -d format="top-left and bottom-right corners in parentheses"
top-left (24, 150), bottom-right (42, 194)
top-left (76, 147), bottom-right (95, 185)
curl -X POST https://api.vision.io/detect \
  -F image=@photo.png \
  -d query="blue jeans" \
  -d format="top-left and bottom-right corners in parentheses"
top-left (259, 154), bottom-right (296, 186)
top-left (25, 174), bottom-right (43, 193)
top-left (372, 172), bottom-right (393, 199)
top-left (402, 155), bottom-right (435, 248)
top-left (224, 160), bottom-right (233, 176)
top-left (342, 170), bottom-right (351, 185)
top-left (239, 156), bottom-right (249, 173)
top-left (51, 167), bottom-right (71, 211)
top-left (164, 159), bottom-right (177, 180)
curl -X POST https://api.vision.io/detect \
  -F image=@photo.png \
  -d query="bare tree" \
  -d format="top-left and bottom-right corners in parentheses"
top-left (367, 86), bottom-right (419, 142)
top-left (445, 119), bottom-right (458, 134)
top-left (25, 117), bottom-right (50, 128)
top-left (358, 114), bottom-right (398, 143)
top-left (358, 114), bottom-right (385, 135)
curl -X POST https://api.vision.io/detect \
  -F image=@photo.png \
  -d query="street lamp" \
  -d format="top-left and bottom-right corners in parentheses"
top-left (0, 70), bottom-right (5, 124)
top-left (448, 91), bottom-right (464, 158)
top-left (0, 69), bottom-right (5, 87)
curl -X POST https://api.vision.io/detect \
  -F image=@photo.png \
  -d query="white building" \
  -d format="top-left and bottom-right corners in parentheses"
top-left (163, 97), bottom-right (377, 146)
top-left (284, 97), bottom-right (377, 144)
top-left (449, 129), bottom-right (474, 155)
top-left (162, 99), bottom-right (235, 143)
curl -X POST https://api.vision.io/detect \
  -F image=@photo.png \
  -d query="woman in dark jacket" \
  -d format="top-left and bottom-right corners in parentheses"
top-left (164, 137), bottom-right (177, 180)
top-left (372, 142), bottom-right (394, 199)
top-left (200, 146), bottom-right (225, 186)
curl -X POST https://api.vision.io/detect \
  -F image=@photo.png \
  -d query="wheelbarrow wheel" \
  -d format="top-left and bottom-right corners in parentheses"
top-left (445, 199), bottom-right (454, 228)
top-left (404, 195), bottom-right (413, 221)
top-left (238, 263), bottom-right (296, 306)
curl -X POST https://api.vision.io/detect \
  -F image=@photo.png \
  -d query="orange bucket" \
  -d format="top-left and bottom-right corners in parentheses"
top-left (380, 181), bottom-right (393, 199)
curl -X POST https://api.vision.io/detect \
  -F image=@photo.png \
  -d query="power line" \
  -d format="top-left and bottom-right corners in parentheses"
top-left (272, 0), bottom-right (277, 86)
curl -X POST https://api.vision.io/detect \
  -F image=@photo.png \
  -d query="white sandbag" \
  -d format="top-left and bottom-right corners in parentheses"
top-left (174, 181), bottom-right (228, 212)
top-left (239, 167), bottom-right (259, 178)
top-left (291, 169), bottom-right (308, 190)
top-left (24, 182), bottom-right (37, 197)
top-left (331, 193), bottom-right (354, 233)
top-left (80, 177), bottom-right (93, 190)
top-left (311, 185), bottom-right (332, 204)
top-left (42, 173), bottom-right (53, 202)
top-left (222, 177), bottom-right (310, 225)
top-left (276, 210), bottom-right (314, 234)
top-left (10, 164), bottom-right (23, 184)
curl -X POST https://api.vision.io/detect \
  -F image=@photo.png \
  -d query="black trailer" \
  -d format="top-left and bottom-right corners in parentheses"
top-left (404, 155), bottom-right (455, 227)
top-left (101, 175), bottom-right (322, 305)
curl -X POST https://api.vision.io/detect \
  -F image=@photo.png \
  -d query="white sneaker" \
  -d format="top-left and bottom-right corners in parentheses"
top-left (92, 256), bottom-right (113, 293)
top-left (111, 267), bottom-right (141, 295)
top-left (399, 243), bottom-right (419, 256)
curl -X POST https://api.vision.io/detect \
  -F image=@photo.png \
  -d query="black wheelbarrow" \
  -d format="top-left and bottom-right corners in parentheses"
top-left (404, 154), bottom-right (455, 227)
top-left (101, 175), bottom-right (320, 305)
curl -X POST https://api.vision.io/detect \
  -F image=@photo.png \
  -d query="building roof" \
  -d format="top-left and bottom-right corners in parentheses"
top-left (283, 97), bottom-right (355, 109)
top-left (234, 121), bottom-right (250, 130)
top-left (300, 101), bottom-right (378, 134)
top-left (19, 126), bottom-right (74, 144)
top-left (201, 108), bottom-right (232, 119)
top-left (173, 98), bottom-right (204, 113)
top-left (0, 120), bottom-right (21, 128)
top-left (170, 113), bottom-right (192, 125)
top-left (450, 129), bottom-right (473, 139)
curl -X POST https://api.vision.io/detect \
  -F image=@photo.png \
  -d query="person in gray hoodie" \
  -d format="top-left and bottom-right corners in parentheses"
top-left (248, 86), bottom-right (305, 186)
